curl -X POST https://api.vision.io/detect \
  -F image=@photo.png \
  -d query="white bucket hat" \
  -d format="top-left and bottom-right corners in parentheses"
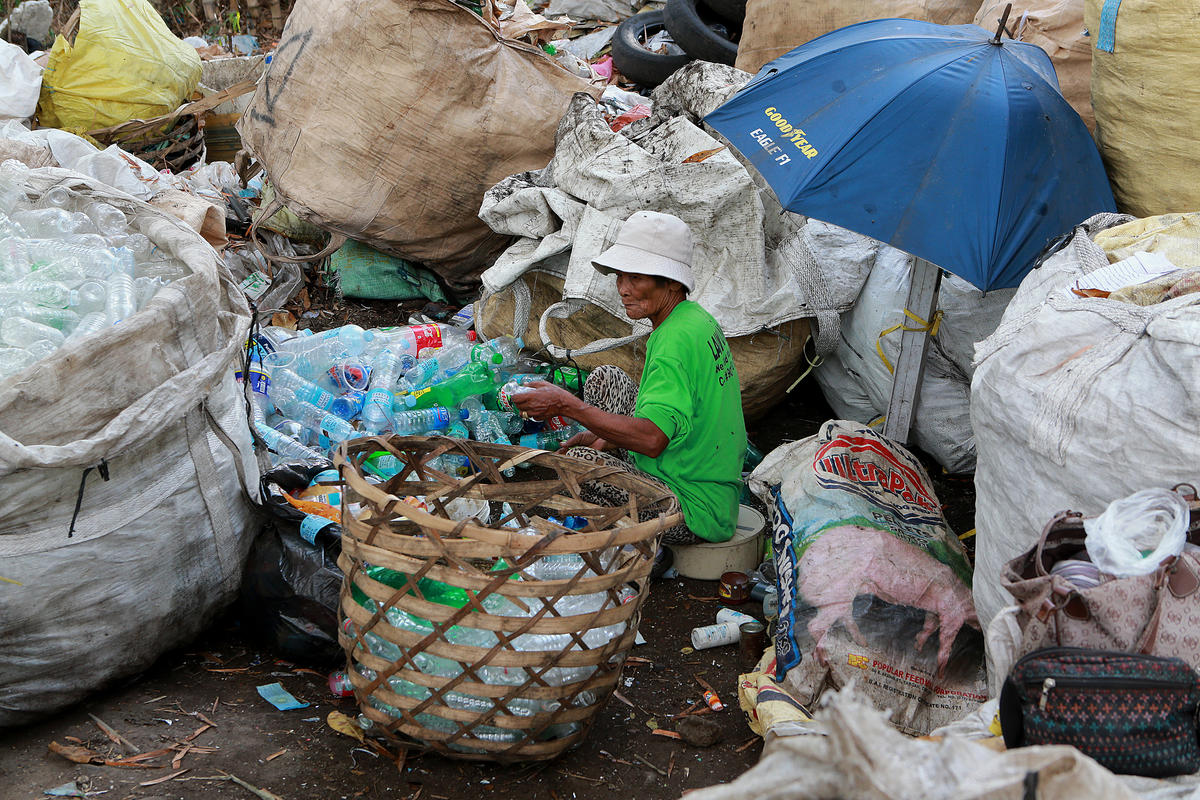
top-left (591, 210), bottom-right (696, 293)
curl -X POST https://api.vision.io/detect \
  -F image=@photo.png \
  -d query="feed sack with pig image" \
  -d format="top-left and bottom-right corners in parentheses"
top-left (749, 421), bottom-right (986, 735)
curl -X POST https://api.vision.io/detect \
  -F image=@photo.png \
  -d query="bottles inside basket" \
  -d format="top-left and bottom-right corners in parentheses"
top-left (0, 162), bottom-right (192, 382)
top-left (341, 557), bottom-right (635, 750)
top-left (246, 323), bottom-right (589, 468)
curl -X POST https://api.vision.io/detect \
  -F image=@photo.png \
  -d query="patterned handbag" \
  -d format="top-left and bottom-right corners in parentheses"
top-left (999, 647), bottom-right (1200, 777)
top-left (1000, 488), bottom-right (1200, 671)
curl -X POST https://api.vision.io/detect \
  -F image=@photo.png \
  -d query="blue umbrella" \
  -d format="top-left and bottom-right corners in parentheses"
top-left (704, 17), bottom-right (1116, 290)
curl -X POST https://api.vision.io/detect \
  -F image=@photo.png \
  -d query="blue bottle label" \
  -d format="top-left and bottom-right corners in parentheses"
top-left (300, 514), bottom-right (329, 545)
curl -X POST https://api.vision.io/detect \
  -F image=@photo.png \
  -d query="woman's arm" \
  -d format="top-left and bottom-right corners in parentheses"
top-left (510, 381), bottom-right (669, 458)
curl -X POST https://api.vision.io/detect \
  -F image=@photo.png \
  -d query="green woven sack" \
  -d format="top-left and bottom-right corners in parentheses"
top-left (329, 239), bottom-right (447, 302)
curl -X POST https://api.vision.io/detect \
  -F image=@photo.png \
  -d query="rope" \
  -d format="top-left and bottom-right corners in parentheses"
top-left (537, 300), bottom-right (650, 360)
top-left (874, 308), bottom-right (944, 374)
top-left (785, 337), bottom-right (824, 393)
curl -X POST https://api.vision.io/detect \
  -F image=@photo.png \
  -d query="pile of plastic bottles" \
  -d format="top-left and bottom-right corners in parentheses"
top-left (245, 321), bottom-right (590, 470)
top-left (340, 545), bottom-right (635, 751)
top-left (249, 320), bottom-right (628, 750)
top-left (0, 161), bottom-right (189, 381)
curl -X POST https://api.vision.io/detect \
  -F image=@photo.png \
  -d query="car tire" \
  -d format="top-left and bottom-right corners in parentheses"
top-left (611, 10), bottom-right (696, 89)
top-left (699, 0), bottom-right (746, 25)
top-left (664, 0), bottom-right (739, 66)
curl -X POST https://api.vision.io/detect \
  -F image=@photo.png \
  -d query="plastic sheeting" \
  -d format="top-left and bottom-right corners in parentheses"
top-left (688, 685), bottom-right (1144, 800)
top-left (480, 63), bottom-right (869, 354)
top-left (0, 41), bottom-right (43, 122)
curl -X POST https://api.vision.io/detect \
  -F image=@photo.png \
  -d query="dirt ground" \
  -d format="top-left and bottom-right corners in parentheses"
top-left (0, 300), bottom-right (976, 800)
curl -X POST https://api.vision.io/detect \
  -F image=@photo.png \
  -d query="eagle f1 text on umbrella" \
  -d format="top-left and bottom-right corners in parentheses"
top-left (750, 106), bottom-right (819, 163)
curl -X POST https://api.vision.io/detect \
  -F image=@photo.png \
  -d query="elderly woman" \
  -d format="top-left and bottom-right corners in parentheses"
top-left (512, 211), bottom-right (747, 560)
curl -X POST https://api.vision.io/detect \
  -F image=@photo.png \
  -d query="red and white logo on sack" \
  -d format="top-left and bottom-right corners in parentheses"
top-left (812, 432), bottom-right (942, 526)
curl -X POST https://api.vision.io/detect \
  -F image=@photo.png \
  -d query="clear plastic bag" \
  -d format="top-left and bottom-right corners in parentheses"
top-left (1084, 488), bottom-right (1189, 577)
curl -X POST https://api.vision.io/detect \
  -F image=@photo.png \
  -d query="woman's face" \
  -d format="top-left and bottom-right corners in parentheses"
top-left (615, 272), bottom-right (672, 321)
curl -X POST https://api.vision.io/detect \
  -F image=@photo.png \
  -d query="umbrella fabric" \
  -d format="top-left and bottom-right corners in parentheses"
top-left (704, 19), bottom-right (1116, 290)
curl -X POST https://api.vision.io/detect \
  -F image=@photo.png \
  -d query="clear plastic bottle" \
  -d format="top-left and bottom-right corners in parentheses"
top-left (396, 340), bottom-right (472, 392)
top-left (395, 358), bottom-right (441, 394)
top-left (271, 324), bottom-right (374, 359)
top-left (134, 276), bottom-right (164, 309)
top-left (1, 316), bottom-right (66, 349)
top-left (22, 241), bottom-right (122, 278)
top-left (391, 406), bottom-right (460, 435)
top-left (0, 347), bottom-right (36, 378)
top-left (83, 202), bottom-right (127, 238)
top-left (0, 278), bottom-right (71, 308)
top-left (372, 323), bottom-right (475, 359)
top-left (362, 348), bottom-right (408, 435)
top-left (71, 281), bottom-right (108, 314)
top-left (0, 162), bottom-right (29, 211)
top-left (268, 366), bottom-right (337, 411)
top-left (9, 208), bottom-right (85, 238)
top-left (104, 253), bottom-right (137, 324)
top-left (254, 421), bottom-right (327, 463)
top-left (133, 255), bottom-right (189, 282)
top-left (430, 420), bottom-right (473, 477)
top-left (3, 302), bottom-right (79, 332)
top-left (470, 336), bottom-right (523, 367)
top-left (273, 387), bottom-right (358, 444)
top-left (64, 312), bottom-right (109, 345)
top-left (35, 185), bottom-right (72, 209)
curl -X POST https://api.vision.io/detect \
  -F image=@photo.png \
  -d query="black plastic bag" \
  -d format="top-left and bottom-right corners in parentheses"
top-left (239, 461), bottom-right (344, 665)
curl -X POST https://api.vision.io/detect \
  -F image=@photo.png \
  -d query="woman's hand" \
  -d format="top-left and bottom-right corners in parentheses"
top-left (510, 381), bottom-right (581, 421)
top-left (561, 430), bottom-right (610, 450)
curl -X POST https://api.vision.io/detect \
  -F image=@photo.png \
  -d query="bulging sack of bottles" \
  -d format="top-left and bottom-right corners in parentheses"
top-left (0, 166), bottom-right (257, 727)
top-left (748, 421), bottom-right (987, 736)
top-left (334, 436), bottom-right (679, 761)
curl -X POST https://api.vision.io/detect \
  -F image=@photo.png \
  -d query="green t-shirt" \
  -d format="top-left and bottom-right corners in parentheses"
top-left (631, 301), bottom-right (746, 542)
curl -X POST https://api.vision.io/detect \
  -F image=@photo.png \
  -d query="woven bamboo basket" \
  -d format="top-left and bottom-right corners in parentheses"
top-left (334, 436), bottom-right (682, 762)
top-left (85, 79), bottom-right (258, 174)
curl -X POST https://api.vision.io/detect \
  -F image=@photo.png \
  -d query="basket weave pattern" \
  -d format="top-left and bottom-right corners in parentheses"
top-left (334, 436), bottom-right (682, 761)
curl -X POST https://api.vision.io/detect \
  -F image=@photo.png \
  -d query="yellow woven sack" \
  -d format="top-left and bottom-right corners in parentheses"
top-left (38, 0), bottom-right (202, 134)
top-left (1093, 213), bottom-right (1200, 270)
top-left (1085, 0), bottom-right (1200, 216)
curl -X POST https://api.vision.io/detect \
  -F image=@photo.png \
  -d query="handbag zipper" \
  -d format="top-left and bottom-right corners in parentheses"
top-left (1029, 674), bottom-right (1196, 711)
top-left (1039, 678), bottom-right (1055, 711)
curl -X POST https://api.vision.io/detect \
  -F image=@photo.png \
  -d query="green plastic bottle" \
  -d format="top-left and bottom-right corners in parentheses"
top-left (398, 361), bottom-right (500, 410)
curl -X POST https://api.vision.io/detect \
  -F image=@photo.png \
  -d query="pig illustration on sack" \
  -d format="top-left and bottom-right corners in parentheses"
top-left (798, 524), bottom-right (979, 679)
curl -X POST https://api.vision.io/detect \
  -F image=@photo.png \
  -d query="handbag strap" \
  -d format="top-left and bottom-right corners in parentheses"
top-left (1034, 510), bottom-right (1085, 577)
top-left (1135, 556), bottom-right (1200, 654)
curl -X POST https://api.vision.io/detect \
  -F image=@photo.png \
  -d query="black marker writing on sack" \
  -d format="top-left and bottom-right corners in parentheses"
top-left (248, 30), bottom-right (313, 127)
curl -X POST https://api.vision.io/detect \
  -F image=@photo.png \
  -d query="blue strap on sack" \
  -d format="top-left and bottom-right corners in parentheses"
top-left (1096, 0), bottom-right (1123, 53)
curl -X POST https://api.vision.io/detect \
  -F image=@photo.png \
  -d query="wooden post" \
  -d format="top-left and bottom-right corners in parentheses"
top-left (882, 258), bottom-right (942, 445)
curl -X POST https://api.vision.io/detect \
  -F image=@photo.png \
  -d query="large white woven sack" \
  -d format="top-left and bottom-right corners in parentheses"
top-left (968, 212), bottom-right (1200, 630)
top-left (0, 167), bottom-right (258, 726)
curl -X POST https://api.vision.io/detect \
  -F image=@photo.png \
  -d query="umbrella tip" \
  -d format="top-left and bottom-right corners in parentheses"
top-left (992, 2), bottom-right (1014, 43)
